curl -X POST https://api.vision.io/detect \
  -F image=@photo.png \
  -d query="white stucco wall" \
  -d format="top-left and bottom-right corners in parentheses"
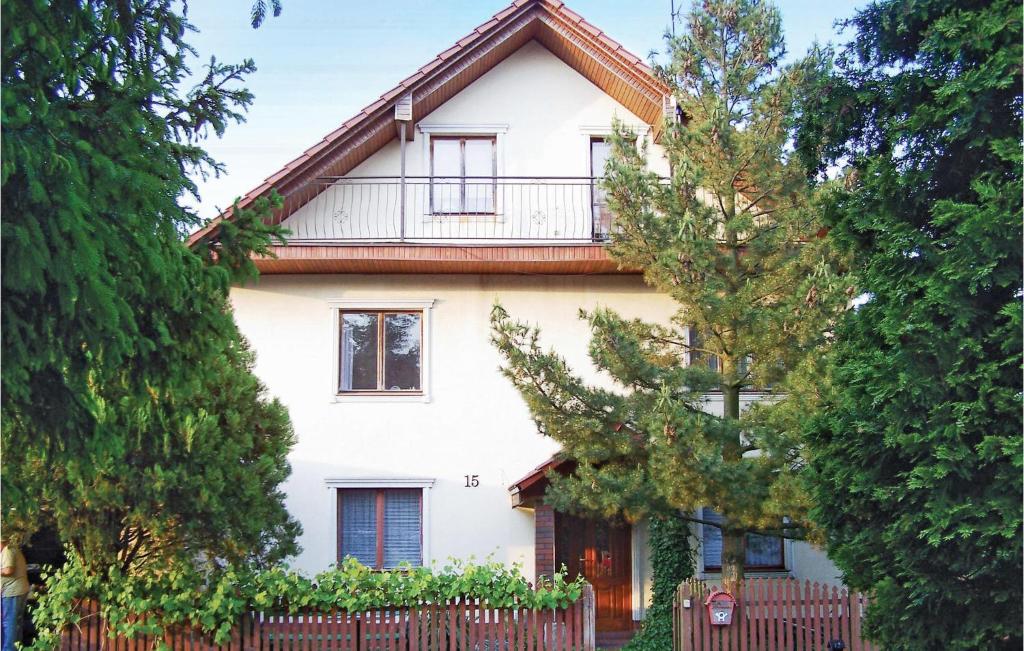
top-left (231, 274), bottom-right (677, 577)
top-left (788, 542), bottom-right (844, 585)
top-left (232, 34), bottom-right (843, 588)
top-left (231, 272), bottom-right (844, 586)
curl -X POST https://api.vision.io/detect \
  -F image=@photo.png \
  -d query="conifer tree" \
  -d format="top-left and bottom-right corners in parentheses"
top-left (1, 0), bottom-right (298, 572)
top-left (797, 0), bottom-right (1022, 647)
top-left (491, 0), bottom-right (846, 592)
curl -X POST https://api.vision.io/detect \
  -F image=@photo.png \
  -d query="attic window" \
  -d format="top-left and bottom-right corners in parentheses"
top-left (430, 136), bottom-right (496, 214)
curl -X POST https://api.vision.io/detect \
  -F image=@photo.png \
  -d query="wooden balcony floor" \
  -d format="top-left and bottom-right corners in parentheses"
top-left (253, 243), bottom-right (635, 274)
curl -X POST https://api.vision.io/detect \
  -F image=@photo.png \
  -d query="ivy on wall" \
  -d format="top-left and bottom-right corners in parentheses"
top-left (623, 515), bottom-right (695, 651)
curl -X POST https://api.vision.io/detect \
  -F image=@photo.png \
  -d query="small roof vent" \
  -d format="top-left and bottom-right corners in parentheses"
top-left (395, 93), bottom-right (413, 121)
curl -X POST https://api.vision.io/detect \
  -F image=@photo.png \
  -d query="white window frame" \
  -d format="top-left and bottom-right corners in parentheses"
top-left (578, 124), bottom-right (650, 176)
top-left (326, 478), bottom-right (435, 569)
top-left (418, 123), bottom-right (508, 178)
top-left (329, 298), bottom-right (435, 403)
top-left (418, 125), bottom-right (508, 221)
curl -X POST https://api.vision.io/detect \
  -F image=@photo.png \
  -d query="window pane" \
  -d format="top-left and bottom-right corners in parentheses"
top-left (746, 532), bottom-right (783, 566)
top-left (341, 490), bottom-right (378, 567)
top-left (463, 139), bottom-right (493, 176)
top-left (383, 489), bottom-right (422, 568)
top-left (384, 313), bottom-right (421, 391)
top-left (464, 139), bottom-right (494, 212)
top-left (701, 507), bottom-right (784, 568)
top-left (591, 139), bottom-right (613, 238)
top-left (340, 313), bottom-right (378, 391)
top-left (432, 139), bottom-right (462, 176)
top-left (590, 139), bottom-right (612, 177)
top-left (701, 508), bottom-right (724, 568)
top-left (690, 329), bottom-right (720, 372)
top-left (432, 139), bottom-right (461, 213)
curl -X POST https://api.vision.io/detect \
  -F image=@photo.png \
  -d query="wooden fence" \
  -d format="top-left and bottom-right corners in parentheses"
top-left (673, 579), bottom-right (875, 651)
top-left (61, 586), bottom-right (595, 651)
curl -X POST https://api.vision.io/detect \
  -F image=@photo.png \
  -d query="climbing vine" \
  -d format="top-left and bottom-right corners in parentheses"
top-left (623, 515), bottom-right (695, 651)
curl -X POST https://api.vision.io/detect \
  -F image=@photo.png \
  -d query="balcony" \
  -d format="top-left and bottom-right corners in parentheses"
top-left (257, 176), bottom-right (639, 274)
top-left (287, 176), bottom-right (615, 243)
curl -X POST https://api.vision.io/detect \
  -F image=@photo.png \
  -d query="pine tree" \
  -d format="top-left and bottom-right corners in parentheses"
top-left (797, 0), bottom-right (1022, 647)
top-left (1, 0), bottom-right (298, 572)
top-left (491, 0), bottom-right (846, 592)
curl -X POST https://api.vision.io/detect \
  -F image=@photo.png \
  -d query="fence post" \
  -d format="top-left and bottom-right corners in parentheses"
top-left (581, 584), bottom-right (595, 651)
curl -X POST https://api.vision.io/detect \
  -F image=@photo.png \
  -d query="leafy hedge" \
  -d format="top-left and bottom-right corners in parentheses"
top-left (32, 557), bottom-right (586, 649)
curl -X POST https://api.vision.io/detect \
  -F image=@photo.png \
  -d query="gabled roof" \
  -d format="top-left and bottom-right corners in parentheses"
top-left (189, 0), bottom-right (670, 247)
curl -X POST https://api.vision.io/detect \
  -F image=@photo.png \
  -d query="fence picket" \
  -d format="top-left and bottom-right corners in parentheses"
top-left (460, 600), bottom-right (466, 651)
top-left (784, 578), bottom-right (795, 651)
top-left (738, 580), bottom-right (748, 651)
top-left (515, 606), bottom-right (522, 649)
top-left (850, 594), bottom-right (863, 651)
top-left (830, 585), bottom-right (841, 646)
top-left (562, 607), bottom-right (570, 651)
top-left (812, 582), bottom-right (823, 651)
top-left (679, 583), bottom-right (688, 651)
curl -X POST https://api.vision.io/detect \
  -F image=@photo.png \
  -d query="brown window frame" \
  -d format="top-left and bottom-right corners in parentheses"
top-left (429, 135), bottom-right (497, 215)
top-left (338, 310), bottom-right (423, 395)
top-left (336, 488), bottom-right (424, 570)
top-left (590, 136), bottom-right (613, 240)
top-left (701, 537), bottom-right (786, 572)
top-left (700, 507), bottom-right (786, 572)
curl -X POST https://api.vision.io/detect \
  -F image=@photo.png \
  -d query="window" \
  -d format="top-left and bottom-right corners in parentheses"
top-left (339, 311), bottom-right (421, 393)
top-left (688, 327), bottom-right (720, 372)
top-left (590, 138), bottom-right (613, 240)
top-left (688, 327), bottom-right (754, 380)
top-left (337, 488), bottom-right (423, 569)
top-left (700, 507), bottom-right (784, 570)
top-left (430, 136), bottom-right (496, 214)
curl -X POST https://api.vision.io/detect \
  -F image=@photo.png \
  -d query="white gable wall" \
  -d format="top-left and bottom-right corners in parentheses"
top-left (282, 40), bottom-right (668, 239)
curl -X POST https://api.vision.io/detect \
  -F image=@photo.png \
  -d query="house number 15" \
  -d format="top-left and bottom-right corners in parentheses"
top-left (464, 475), bottom-right (480, 488)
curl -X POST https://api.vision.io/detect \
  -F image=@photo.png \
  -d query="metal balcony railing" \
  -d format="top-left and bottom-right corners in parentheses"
top-left (287, 177), bottom-right (616, 242)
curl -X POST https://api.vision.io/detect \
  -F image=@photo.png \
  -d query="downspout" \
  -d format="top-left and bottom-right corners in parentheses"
top-left (399, 122), bottom-right (407, 241)
top-left (395, 93), bottom-right (413, 242)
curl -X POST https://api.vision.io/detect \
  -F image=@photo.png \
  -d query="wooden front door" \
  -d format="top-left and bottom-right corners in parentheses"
top-left (556, 513), bottom-right (632, 632)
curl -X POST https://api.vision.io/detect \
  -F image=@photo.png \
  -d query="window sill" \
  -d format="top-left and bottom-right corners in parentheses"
top-left (425, 213), bottom-right (504, 224)
top-left (699, 568), bottom-right (790, 580)
top-left (333, 392), bottom-right (430, 404)
top-left (699, 390), bottom-right (775, 400)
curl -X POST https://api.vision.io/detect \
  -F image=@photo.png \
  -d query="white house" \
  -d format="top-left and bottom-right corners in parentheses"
top-left (190, 0), bottom-right (841, 644)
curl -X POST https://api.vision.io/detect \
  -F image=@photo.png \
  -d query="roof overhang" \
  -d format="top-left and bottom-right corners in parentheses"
top-left (188, 0), bottom-right (669, 249)
top-left (253, 243), bottom-right (634, 274)
top-left (508, 454), bottom-right (577, 508)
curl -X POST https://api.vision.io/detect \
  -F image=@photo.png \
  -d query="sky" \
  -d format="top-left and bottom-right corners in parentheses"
top-left (184, 0), bottom-right (865, 218)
